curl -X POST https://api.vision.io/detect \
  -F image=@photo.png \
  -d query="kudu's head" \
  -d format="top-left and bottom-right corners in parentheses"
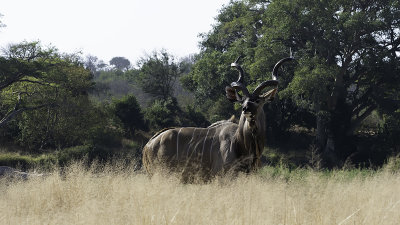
top-left (226, 56), bottom-right (294, 127)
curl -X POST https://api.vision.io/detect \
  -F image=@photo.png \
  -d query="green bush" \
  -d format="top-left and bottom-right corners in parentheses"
top-left (113, 95), bottom-right (146, 136)
top-left (145, 97), bottom-right (181, 130)
top-left (57, 142), bottom-right (141, 167)
top-left (0, 138), bottom-right (142, 171)
top-left (182, 105), bottom-right (210, 127)
top-left (381, 111), bottom-right (400, 153)
top-left (0, 153), bottom-right (56, 171)
top-left (206, 97), bottom-right (236, 123)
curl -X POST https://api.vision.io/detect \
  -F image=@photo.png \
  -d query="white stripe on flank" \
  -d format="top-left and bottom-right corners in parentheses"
top-left (201, 128), bottom-right (210, 162)
top-left (210, 129), bottom-right (219, 163)
top-left (177, 128), bottom-right (183, 159)
top-left (187, 128), bottom-right (196, 158)
top-left (209, 129), bottom-right (217, 159)
top-left (160, 132), bottom-right (164, 144)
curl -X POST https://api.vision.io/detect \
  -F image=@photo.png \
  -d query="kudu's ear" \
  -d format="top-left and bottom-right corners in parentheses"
top-left (226, 86), bottom-right (243, 102)
top-left (260, 88), bottom-right (277, 101)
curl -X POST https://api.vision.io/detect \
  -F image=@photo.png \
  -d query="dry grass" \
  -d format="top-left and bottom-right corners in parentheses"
top-left (1, 162), bottom-right (400, 225)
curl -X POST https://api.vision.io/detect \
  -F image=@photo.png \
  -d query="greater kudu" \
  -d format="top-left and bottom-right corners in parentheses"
top-left (142, 56), bottom-right (294, 181)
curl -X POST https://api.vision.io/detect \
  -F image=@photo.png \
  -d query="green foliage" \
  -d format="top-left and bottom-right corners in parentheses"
top-left (0, 139), bottom-right (142, 170)
top-left (0, 152), bottom-right (57, 171)
top-left (180, 105), bottom-right (210, 128)
top-left (109, 56), bottom-right (131, 71)
top-left (261, 0), bottom-right (400, 124)
top-left (200, 1), bottom-right (260, 54)
top-left (144, 97), bottom-right (181, 130)
top-left (0, 41), bottom-right (110, 151)
top-left (113, 95), bottom-right (146, 136)
top-left (284, 57), bottom-right (336, 110)
top-left (54, 145), bottom-right (138, 167)
top-left (137, 50), bottom-right (180, 101)
top-left (207, 97), bottom-right (236, 123)
top-left (380, 111), bottom-right (400, 153)
top-left (181, 51), bottom-right (230, 103)
top-left (91, 68), bottom-right (149, 105)
top-left (17, 96), bottom-right (106, 150)
top-left (184, 0), bottom-right (400, 161)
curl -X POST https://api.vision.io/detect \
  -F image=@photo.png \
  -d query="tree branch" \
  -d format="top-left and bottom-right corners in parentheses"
top-left (0, 108), bottom-right (25, 128)
top-left (346, 104), bottom-right (377, 136)
top-left (0, 73), bottom-right (25, 90)
top-left (0, 103), bottom-right (57, 128)
top-left (18, 79), bottom-right (52, 86)
top-left (351, 88), bottom-right (373, 114)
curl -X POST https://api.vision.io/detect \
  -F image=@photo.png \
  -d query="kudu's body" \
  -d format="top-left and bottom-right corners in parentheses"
top-left (142, 56), bottom-right (293, 180)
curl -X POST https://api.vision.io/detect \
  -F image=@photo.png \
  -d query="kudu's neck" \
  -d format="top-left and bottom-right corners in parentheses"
top-left (235, 108), bottom-right (266, 162)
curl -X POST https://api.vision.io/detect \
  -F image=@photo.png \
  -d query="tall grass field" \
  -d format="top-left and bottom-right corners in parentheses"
top-left (1, 161), bottom-right (400, 225)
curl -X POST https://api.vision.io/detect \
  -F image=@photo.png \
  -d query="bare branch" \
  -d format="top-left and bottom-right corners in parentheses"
top-left (0, 103), bottom-right (57, 128)
top-left (0, 108), bottom-right (25, 128)
top-left (347, 104), bottom-right (377, 136)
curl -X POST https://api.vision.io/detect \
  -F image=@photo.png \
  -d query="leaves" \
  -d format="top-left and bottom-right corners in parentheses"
top-left (185, 0), bottom-right (399, 140)
top-left (136, 50), bottom-right (179, 101)
top-left (0, 41), bottom-right (101, 150)
top-left (286, 57), bottom-right (336, 109)
top-left (113, 95), bottom-right (146, 136)
top-left (109, 57), bottom-right (131, 71)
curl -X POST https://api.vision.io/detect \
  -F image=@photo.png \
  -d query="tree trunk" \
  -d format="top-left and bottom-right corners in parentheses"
top-left (316, 112), bottom-right (327, 150)
top-left (315, 102), bottom-right (344, 168)
top-left (320, 96), bottom-right (356, 168)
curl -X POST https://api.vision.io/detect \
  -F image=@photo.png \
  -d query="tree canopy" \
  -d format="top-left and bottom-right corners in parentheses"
top-left (182, 0), bottom-right (400, 160)
top-left (136, 50), bottom-right (180, 101)
top-left (113, 94), bottom-right (146, 136)
top-left (110, 56), bottom-right (131, 71)
top-left (0, 41), bottom-right (103, 149)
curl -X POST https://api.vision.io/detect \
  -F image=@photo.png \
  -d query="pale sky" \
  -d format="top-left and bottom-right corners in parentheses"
top-left (0, 0), bottom-right (230, 64)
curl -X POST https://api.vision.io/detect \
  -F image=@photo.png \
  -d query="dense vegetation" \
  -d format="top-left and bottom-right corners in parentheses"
top-left (0, 0), bottom-right (399, 170)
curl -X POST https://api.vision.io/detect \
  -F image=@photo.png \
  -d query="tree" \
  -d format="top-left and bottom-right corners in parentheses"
top-left (84, 55), bottom-right (100, 75)
top-left (109, 56), bottom-right (131, 71)
top-left (185, 0), bottom-right (400, 163)
top-left (0, 41), bottom-right (101, 150)
top-left (0, 41), bottom-right (59, 128)
top-left (263, 0), bottom-right (400, 160)
top-left (113, 94), bottom-right (146, 136)
top-left (179, 54), bottom-right (197, 75)
top-left (181, 1), bottom-right (269, 120)
top-left (137, 50), bottom-right (180, 101)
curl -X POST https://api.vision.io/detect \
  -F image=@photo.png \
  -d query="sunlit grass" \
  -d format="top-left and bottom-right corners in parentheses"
top-left (1, 161), bottom-right (399, 225)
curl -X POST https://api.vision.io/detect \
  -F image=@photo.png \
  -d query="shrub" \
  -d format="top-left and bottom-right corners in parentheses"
top-left (0, 153), bottom-right (56, 171)
top-left (113, 95), bottom-right (146, 137)
top-left (145, 97), bottom-right (181, 130)
top-left (180, 105), bottom-right (209, 127)
top-left (381, 111), bottom-right (400, 154)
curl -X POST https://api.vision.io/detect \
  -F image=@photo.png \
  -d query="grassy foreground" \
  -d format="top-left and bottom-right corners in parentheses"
top-left (1, 161), bottom-right (400, 225)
